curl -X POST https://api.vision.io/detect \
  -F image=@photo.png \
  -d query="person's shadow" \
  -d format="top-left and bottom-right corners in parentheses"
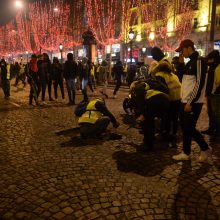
top-left (171, 161), bottom-right (219, 219)
top-left (112, 144), bottom-right (177, 176)
top-left (57, 127), bottom-right (122, 148)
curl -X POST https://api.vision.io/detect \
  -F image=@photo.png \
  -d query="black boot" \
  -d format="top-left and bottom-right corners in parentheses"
top-left (72, 91), bottom-right (75, 105)
top-left (82, 89), bottom-right (88, 102)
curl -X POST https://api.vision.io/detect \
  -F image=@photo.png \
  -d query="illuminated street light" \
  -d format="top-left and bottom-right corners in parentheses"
top-left (59, 44), bottom-right (63, 64)
top-left (128, 28), bottom-right (135, 64)
top-left (142, 47), bottom-right (146, 53)
top-left (15, 0), bottom-right (23, 9)
top-left (26, 51), bottom-right (29, 63)
top-left (54, 7), bottom-right (59, 12)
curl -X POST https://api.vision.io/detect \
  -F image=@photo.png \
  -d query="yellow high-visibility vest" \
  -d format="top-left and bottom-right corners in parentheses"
top-left (78, 99), bottom-right (104, 124)
top-left (6, 65), bottom-right (10, 80)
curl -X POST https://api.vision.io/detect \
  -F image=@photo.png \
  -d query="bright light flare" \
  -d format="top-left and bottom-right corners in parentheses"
top-left (15, 0), bottom-right (23, 9)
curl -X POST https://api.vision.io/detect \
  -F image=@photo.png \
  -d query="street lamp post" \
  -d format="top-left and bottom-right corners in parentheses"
top-left (128, 29), bottom-right (135, 64)
top-left (59, 44), bottom-right (63, 64)
top-left (142, 47), bottom-right (146, 62)
top-left (26, 51), bottom-right (29, 64)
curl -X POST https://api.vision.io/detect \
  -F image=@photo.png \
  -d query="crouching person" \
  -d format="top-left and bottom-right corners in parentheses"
top-left (78, 98), bottom-right (119, 138)
top-left (131, 81), bottom-right (170, 152)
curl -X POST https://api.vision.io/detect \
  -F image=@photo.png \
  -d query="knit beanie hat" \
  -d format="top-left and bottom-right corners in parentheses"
top-left (151, 47), bottom-right (165, 61)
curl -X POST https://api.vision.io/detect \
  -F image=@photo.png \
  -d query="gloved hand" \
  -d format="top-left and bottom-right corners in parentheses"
top-left (113, 121), bottom-right (120, 128)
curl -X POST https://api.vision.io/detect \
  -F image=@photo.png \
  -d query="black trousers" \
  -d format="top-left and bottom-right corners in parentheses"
top-left (142, 94), bottom-right (170, 149)
top-left (113, 79), bottom-right (121, 95)
top-left (53, 79), bottom-right (64, 99)
top-left (180, 103), bottom-right (209, 155)
top-left (80, 117), bottom-right (110, 137)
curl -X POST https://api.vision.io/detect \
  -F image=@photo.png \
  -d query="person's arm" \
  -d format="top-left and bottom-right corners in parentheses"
top-left (95, 101), bottom-right (119, 127)
top-left (187, 58), bottom-right (207, 105)
top-left (175, 53), bottom-right (186, 78)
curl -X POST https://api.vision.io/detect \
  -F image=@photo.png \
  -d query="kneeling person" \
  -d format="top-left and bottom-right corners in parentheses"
top-left (78, 98), bottom-right (119, 138)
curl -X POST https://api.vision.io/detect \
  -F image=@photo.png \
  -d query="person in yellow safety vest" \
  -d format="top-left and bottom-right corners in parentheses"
top-left (95, 63), bottom-right (100, 85)
top-left (149, 49), bottom-right (181, 145)
top-left (90, 62), bottom-right (96, 89)
top-left (131, 81), bottom-right (170, 152)
top-left (78, 98), bottom-right (119, 138)
top-left (0, 59), bottom-right (11, 99)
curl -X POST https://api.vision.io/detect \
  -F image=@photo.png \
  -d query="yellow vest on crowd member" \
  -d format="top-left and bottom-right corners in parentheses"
top-left (90, 66), bottom-right (95, 77)
top-left (212, 64), bottom-right (220, 95)
top-left (78, 99), bottom-right (104, 124)
top-left (96, 66), bottom-right (100, 73)
top-left (6, 64), bottom-right (10, 80)
top-left (19, 64), bottom-right (25, 75)
top-left (130, 80), bottom-right (165, 99)
top-left (155, 72), bottom-right (181, 101)
top-left (123, 64), bottom-right (128, 73)
top-left (143, 82), bottom-right (164, 99)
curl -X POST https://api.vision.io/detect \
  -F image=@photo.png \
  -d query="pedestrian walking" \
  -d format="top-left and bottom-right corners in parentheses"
top-left (99, 60), bottom-right (109, 98)
top-left (27, 54), bottom-right (39, 105)
top-left (172, 39), bottom-right (211, 162)
top-left (112, 60), bottom-right (124, 98)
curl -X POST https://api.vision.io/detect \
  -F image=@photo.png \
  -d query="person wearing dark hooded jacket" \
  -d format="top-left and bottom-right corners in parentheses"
top-left (51, 57), bottom-right (64, 101)
top-left (63, 53), bottom-right (78, 105)
top-left (0, 59), bottom-right (10, 99)
top-left (112, 60), bottom-right (124, 98)
top-left (202, 50), bottom-right (220, 136)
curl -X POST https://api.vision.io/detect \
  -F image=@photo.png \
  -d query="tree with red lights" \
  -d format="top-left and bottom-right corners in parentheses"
top-left (141, 0), bottom-right (193, 51)
top-left (29, 0), bottom-right (70, 52)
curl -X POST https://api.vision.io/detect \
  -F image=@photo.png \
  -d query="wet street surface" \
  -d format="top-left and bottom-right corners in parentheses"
top-left (0, 84), bottom-right (220, 219)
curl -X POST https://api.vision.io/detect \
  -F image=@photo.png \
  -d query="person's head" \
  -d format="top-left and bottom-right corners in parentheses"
top-left (101, 60), bottom-right (108, 66)
top-left (116, 60), bottom-right (122, 65)
top-left (175, 39), bottom-right (195, 58)
top-left (82, 57), bottom-right (88, 64)
top-left (67, 53), bottom-right (73, 61)
top-left (31, 54), bottom-right (37, 59)
top-left (151, 47), bottom-right (165, 61)
top-left (42, 53), bottom-right (49, 61)
top-left (53, 57), bottom-right (59, 64)
top-left (206, 50), bottom-right (220, 66)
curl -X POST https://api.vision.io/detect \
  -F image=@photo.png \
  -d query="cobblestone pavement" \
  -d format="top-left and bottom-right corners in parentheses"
top-left (0, 83), bottom-right (220, 220)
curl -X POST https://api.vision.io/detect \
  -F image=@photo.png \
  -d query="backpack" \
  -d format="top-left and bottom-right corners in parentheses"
top-left (74, 100), bottom-right (88, 117)
top-left (145, 77), bottom-right (169, 94)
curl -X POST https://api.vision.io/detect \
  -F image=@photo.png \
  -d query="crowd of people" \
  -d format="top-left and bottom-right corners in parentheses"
top-left (1, 39), bottom-right (220, 163)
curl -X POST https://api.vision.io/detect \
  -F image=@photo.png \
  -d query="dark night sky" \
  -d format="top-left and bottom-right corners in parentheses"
top-left (0, 0), bottom-right (42, 26)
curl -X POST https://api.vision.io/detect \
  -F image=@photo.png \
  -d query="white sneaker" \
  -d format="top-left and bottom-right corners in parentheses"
top-left (199, 147), bottom-right (212, 162)
top-left (172, 152), bottom-right (190, 161)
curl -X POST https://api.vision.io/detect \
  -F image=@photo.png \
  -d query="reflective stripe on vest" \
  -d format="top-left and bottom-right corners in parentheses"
top-left (6, 65), bottom-right (10, 80)
top-left (155, 72), bottom-right (181, 101)
top-left (78, 99), bottom-right (103, 124)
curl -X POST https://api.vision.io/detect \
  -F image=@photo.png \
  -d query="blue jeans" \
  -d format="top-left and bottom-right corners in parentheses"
top-left (66, 79), bottom-right (76, 103)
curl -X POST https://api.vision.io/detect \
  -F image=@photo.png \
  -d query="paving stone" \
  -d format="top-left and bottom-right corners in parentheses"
top-left (0, 87), bottom-right (219, 219)
top-left (53, 211), bottom-right (66, 220)
top-left (62, 206), bottom-right (73, 215)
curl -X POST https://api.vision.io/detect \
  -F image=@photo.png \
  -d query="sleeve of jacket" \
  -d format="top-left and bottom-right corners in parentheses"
top-left (95, 101), bottom-right (117, 125)
top-left (187, 58), bottom-right (207, 104)
top-left (176, 62), bottom-right (186, 79)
